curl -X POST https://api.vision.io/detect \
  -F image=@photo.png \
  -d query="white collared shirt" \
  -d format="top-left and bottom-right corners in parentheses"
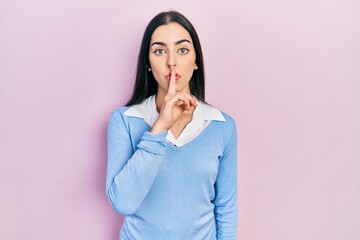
top-left (123, 95), bottom-right (226, 147)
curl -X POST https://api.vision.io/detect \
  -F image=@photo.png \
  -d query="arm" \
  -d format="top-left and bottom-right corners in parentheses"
top-left (106, 68), bottom-right (196, 216)
top-left (106, 110), bottom-right (167, 216)
top-left (214, 120), bottom-right (238, 239)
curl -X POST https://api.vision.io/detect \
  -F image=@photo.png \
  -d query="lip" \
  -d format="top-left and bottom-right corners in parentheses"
top-left (166, 73), bottom-right (181, 81)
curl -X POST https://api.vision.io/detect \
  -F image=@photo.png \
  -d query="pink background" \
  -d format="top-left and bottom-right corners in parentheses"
top-left (1, 0), bottom-right (359, 239)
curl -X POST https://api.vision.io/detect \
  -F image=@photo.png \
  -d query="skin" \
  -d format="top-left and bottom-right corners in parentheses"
top-left (149, 23), bottom-right (198, 137)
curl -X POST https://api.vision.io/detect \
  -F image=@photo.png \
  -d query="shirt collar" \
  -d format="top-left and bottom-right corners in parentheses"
top-left (123, 94), bottom-right (226, 126)
top-left (123, 95), bottom-right (159, 127)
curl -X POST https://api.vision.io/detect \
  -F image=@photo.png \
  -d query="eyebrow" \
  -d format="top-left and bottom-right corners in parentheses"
top-left (150, 39), bottom-right (191, 47)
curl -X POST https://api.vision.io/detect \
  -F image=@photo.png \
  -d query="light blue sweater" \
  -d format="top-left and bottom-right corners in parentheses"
top-left (106, 106), bottom-right (238, 240)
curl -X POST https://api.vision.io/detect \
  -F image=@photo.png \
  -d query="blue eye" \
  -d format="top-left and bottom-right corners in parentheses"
top-left (178, 48), bottom-right (189, 54)
top-left (154, 49), bottom-right (166, 55)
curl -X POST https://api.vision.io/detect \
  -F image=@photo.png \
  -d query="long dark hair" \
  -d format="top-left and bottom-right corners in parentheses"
top-left (125, 11), bottom-right (205, 106)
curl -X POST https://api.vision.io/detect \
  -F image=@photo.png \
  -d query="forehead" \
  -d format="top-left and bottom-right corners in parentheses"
top-left (150, 22), bottom-right (192, 43)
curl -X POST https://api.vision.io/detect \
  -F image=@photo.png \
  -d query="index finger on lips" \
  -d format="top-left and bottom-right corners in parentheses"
top-left (167, 66), bottom-right (176, 94)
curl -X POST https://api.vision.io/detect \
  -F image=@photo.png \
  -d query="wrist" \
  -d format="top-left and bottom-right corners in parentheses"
top-left (151, 122), bottom-right (169, 134)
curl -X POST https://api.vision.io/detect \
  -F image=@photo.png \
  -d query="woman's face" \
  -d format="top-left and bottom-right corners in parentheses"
top-left (149, 22), bottom-right (197, 96)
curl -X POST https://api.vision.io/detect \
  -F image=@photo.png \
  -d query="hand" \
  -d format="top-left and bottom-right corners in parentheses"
top-left (151, 67), bottom-right (197, 133)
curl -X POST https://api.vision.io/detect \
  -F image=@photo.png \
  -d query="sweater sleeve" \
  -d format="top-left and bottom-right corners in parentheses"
top-left (106, 110), bottom-right (168, 216)
top-left (214, 119), bottom-right (238, 240)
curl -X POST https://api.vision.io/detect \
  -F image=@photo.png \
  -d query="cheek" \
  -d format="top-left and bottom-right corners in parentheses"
top-left (148, 58), bottom-right (165, 84)
top-left (149, 56), bottom-right (165, 71)
top-left (148, 55), bottom-right (156, 68)
top-left (185, 53), bottom-right (196, 68)
top-left (183, 56), bottom-right (196, 74)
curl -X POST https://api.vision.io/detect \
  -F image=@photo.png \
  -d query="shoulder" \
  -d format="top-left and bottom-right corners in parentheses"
top-left (218, 111), bottom-right (237, 140)
top-left (111, 106), bottom-right (131, 115)
top-left (108, 106), bottom-right (132, 127)
top-left (202, 103), bottom-right (237, 142)
top-left (200, 101), bottom-right (236, 128)
top-left (220, 111), bottom-right (236, 125)
top-left (214, 110), bottom-right (238, 153)
top-left (109, 106), bottom-right (131, 119)
top-left (199, 101), bottom-right (237, 140)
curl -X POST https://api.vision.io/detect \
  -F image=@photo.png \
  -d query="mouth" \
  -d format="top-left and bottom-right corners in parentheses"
top-left (166, 72), bottom-right (181, 81)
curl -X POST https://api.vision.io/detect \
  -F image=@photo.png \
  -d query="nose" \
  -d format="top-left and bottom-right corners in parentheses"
top-left (166, 50), bottom-right (176, 68)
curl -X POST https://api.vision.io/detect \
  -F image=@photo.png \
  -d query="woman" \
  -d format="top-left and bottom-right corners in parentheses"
top-left (106, 11), bottom-right (238, 240)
